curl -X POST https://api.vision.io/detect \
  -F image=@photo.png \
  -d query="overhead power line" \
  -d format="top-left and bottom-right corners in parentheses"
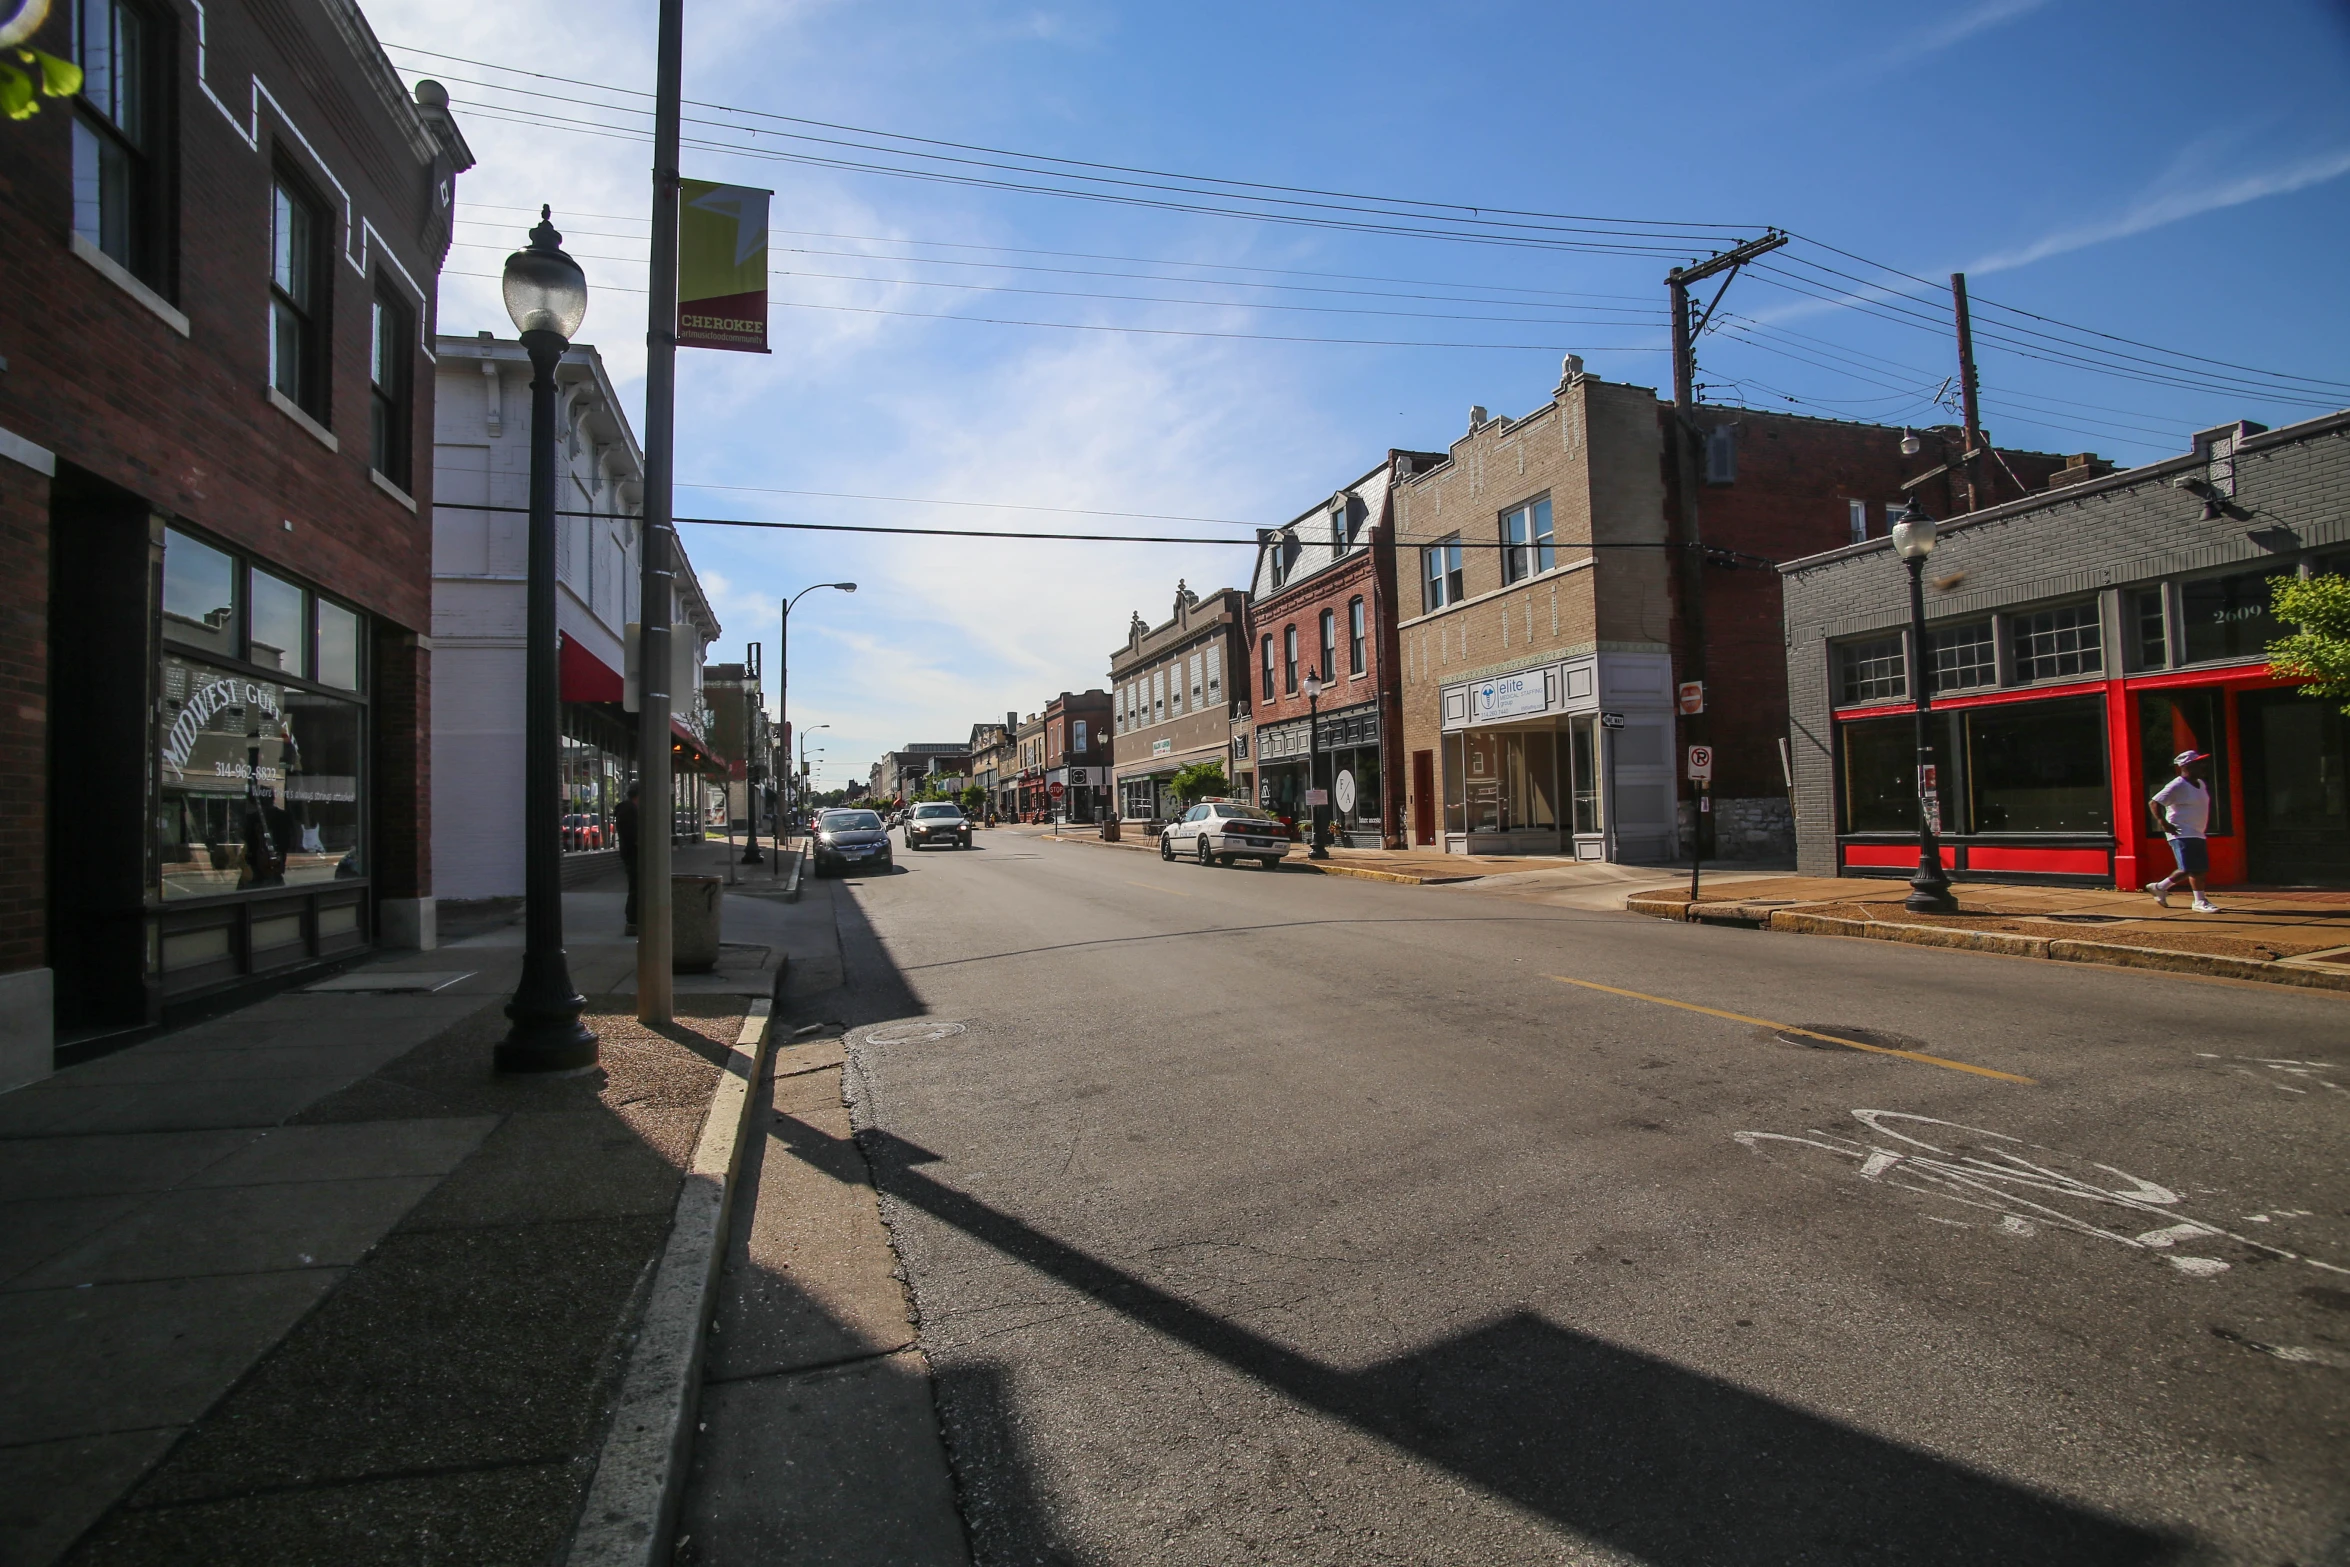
top-left (439, 266), bottom-right (1658, 354)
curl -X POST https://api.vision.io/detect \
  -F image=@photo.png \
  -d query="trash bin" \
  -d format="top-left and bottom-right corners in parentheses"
top-left (672, 874), bottom-right (722, 972)
top-left (1101, 816), bottom-right (1121, 842)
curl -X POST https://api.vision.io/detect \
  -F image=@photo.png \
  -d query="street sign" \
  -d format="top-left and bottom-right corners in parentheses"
top-left (1599, 712), bottom-right (1626, 729)
top-left (1677, 681), bottom-right (1705, 715)
top-left (1686, 745), bottom-right (1714, 781)
top-left (1304, 788), bottom-right (1328, 807)
top-left (1048, 781), bottom-right (1065, 799)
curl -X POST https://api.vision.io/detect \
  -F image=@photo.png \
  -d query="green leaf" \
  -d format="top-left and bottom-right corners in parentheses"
top-left (30, 48), bottom-right (82, 98)
top-left (1, 63), bottom-right (34, 121)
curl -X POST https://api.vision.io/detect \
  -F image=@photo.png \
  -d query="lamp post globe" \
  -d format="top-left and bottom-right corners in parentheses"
top-left (497, 207), bottom-right (599, 1074)
top-left (1892, 501), bottom-right (1958, 915)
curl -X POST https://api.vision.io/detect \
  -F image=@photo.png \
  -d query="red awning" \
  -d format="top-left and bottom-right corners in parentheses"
top-left (671, 716), bottom-right (728, 773)
top-left (559, 634), bottom-right (625, 703)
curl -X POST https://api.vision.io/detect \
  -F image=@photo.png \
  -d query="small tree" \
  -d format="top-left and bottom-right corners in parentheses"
top-left (958, 784), bottom-right (987, 813)
top-left (1171, 760), bottom-right (1228, 805)
top-left (2269, 572), bottom-right (2350, 716)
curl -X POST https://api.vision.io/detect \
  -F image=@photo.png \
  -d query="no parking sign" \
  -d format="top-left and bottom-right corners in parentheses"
top-left (1686, 745), bottom-right (1714, 782)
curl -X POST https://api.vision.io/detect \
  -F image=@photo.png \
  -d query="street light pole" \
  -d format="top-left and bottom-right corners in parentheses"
top-left (1893, 501), bottom-right (1958, 914)
top-left (778, 582), bottom-right (855, 842)
top-left (740, 641), bottom-right (763, 865)
top-left (497, 209), bottom-right (596, 1074)
top-left (1303, 671), bottom-right (1329, 859)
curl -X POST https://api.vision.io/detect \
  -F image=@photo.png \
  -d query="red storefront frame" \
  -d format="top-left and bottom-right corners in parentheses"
top-left (1832, 657), bottom-right (2290, 889)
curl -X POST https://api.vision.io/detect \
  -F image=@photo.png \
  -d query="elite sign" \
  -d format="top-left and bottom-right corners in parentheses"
top-left (677, 180), bottom-right (771, 353)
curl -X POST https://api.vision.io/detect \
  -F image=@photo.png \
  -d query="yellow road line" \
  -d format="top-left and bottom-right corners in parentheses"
top-left (1125, 880), bottom-right (1192, 897)
top-left (1548, 976), bottom-right (2036, 1084)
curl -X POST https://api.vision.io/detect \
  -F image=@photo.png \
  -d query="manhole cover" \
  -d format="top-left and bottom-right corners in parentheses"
top-left (862, 1020), bottom-right (968, 1046)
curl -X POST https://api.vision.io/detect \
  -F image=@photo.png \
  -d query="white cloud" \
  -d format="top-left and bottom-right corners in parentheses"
top-left (1965, 143), bottom-right (2350, 275)
top-left (1810, 0), bottom-right (2054, 88)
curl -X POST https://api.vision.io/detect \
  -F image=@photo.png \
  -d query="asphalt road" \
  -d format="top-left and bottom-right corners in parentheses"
top-left (798, 828), bottom-right (2349, 1567)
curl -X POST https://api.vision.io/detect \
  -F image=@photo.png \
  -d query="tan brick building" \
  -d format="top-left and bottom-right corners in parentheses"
top-left (1395, 361), bottom-right (1680, 860)
top-left (1108, 582), bottom-right (1249, 824)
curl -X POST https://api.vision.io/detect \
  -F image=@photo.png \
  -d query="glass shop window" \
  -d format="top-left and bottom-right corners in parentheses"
top-left (2180, 566), bottom-right (2292, 665)
top-left (1929, 621), bottom-right (1994, 693)
top-left (162, 527), bottom-right (238, 658)
top-left (316, 599), bottom-right (361, 690)
top-left (1839, 714), bottom-right (1933, 834)
top-left (1966, 696), bottom-right (2109, 833)
top-left (1569, 715), bottom-right (1600, 834)
top-left (2130, 587), bottom-right (2167, 671)
top-left (1836, 635), bottom-right (1906, 705)
top-left (2011, 602), bottom-right (2101, 682)
top-left (248, 567), bottom-right (308, 679)
top-left (156, 653), bottom-right (363, 899)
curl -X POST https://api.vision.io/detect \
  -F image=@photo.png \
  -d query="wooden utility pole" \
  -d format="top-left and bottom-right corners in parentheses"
top-left (1952, 272), bottom-right (1985, 512)
top-left (1666, 229), bottom-right (1786, 895)
top-left (635, 0), bottom-right (683, 1023)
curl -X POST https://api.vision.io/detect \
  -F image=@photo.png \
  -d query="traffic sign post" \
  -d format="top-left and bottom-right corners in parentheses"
top-left (1685, 745), bottom-right (1715, 899)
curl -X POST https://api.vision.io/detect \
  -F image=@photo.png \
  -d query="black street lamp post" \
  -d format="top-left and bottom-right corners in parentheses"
top-left (1893, 501), bottom-right (1958, 914)
top-left (498, 208), bottom-right (598, 1073)
top-left (1302, 671), bottom-right (1330, 860)
top-left (740, 642), bottom-right (764, 865)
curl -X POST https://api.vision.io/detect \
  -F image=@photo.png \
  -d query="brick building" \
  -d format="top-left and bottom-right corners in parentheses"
top-left (1109, 582), bottom-right (1250, 823)
top-left (0, 0), bottom-right (471, 1083)
top-left (968, 715), bottom-right (1015, 820)
top-left (1044, 689), bottom-right (1114, 823)
top-left (1782, 413), bottom-right (2350, 889)
top-left (1394, 357), bottom-right (2069, 863)
top-left (1245, 453), bottom-right (1442, 845)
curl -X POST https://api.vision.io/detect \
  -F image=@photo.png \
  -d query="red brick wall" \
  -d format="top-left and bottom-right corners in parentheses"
top-left (1666, 410), bottom-right (2074, 801)
top-left (0, 0), bottom-right (445, 639)
top-left (1247, 548), bottom-right (1398, 838)
top-left (0, 0), bottom-right (456, 925)
top-left (0, 464), bottom-right (49, 972)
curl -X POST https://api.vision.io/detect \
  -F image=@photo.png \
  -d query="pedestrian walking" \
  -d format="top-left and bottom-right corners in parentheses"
top-left (617, 781), bottom-right (641, 935)
top-left (2145, 749), bottom-right (2220, 913)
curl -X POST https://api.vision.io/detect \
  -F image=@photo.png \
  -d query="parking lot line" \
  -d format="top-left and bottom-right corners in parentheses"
top-left (1548, 976), bottom-right (2036, 1084)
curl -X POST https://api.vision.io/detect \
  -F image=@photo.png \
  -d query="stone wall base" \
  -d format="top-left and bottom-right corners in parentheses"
top-left (1678, 795), bottom-right (1795, 861)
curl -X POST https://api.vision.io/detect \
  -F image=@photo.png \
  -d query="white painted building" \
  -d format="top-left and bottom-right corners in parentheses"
top-left (430, 333), bottom-right (722, 900)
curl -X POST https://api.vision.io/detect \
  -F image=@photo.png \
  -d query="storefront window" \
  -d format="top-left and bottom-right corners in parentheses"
top-left (317, 599), bottom-right (361, 690)
top-left (1329, 744), bottom-right (1381, 836)
top-left (2137, 689), bottom-right (2230, 835)
top-left (1452, 727), bottom-right (1558, 834)
top-left (1840, 715), bottom-right (1932, 834)
top-left (2011, 603), bottom-right (2102, 682)
top-left (157, 653), bottom-right (364, 898)
top-left (1837, 635), bottom-right (1905, 704)
top-left (249, 567), bottom-right (308, 678)
top-left (1966, 696), bottom-right (2109, 833)
top-left (2180, 566), bottom-right (2292, 665)
top-left (162, 528), bottom-right (237, 659)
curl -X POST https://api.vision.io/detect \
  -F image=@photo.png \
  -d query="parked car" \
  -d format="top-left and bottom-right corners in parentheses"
top-left (905, 802), bottom-right (972, 849)
top-left (1160, 800), bottom-right (1289, 868)
top-left (811, 808), bottom-right (893, 876)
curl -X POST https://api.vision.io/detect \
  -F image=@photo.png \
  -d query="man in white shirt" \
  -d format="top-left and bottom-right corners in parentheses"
top-left (2146, 749), bottom-right (2219, 913)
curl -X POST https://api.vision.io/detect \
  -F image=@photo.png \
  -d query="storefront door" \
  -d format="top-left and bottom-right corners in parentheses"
top-left (2242, 690), bottom-right (2350, 886)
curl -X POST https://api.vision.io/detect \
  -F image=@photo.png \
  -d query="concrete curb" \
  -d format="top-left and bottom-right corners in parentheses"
top-left (1625, 895), bottom-right (2350, 994)
top-left (565, 993), bottom-right (780, 1567)
top-left (781, 842), bottom-right (805, 904)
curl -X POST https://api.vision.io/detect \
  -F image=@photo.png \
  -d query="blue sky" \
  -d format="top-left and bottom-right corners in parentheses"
top-left (372, 0), bottom-right (2350, 790)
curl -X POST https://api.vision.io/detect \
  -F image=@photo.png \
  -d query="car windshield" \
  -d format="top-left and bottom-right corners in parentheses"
top-left (1214, 805), bottom-right (1278, 822)
top-left (823, 811), bottom-right (882, 831)
top-left (914, 804), bottom-right (962, 818)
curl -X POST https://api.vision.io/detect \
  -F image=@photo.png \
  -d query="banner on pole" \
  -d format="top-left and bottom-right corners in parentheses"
top-left (676, 179), bottom-right (771, 352)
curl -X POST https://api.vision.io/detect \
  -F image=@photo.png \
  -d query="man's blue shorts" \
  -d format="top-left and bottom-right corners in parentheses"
top-left (2168, 835), bottom-right (2209, 877)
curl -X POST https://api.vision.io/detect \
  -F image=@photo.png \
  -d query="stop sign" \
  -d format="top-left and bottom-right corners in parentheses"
top-left (1048, 781), bottom-right (1065, 799)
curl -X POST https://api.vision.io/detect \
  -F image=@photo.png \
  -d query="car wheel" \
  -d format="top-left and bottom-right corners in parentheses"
top-left (1159, 833), bottom-right (1175, 861)
top-left (1196, 836), bottom-right (1213, 867)
top-left (1261, 857), bottom-right (1281, 870)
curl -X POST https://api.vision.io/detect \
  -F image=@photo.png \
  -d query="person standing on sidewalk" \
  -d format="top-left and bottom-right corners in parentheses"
top-left (2146, 750), bottom-right (2220, 913)
top-left (617, 781), bottom-right (642, 935)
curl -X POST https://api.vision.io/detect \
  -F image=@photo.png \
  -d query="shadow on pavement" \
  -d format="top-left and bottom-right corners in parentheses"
top-left (806, 878), bottom-right (2182, 1567)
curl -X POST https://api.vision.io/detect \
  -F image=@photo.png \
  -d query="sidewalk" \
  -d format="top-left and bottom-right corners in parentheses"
top-left (1626, 874), bottom-right (2350, 993)
top-left (0, 848), bottom-right (793, 1566)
